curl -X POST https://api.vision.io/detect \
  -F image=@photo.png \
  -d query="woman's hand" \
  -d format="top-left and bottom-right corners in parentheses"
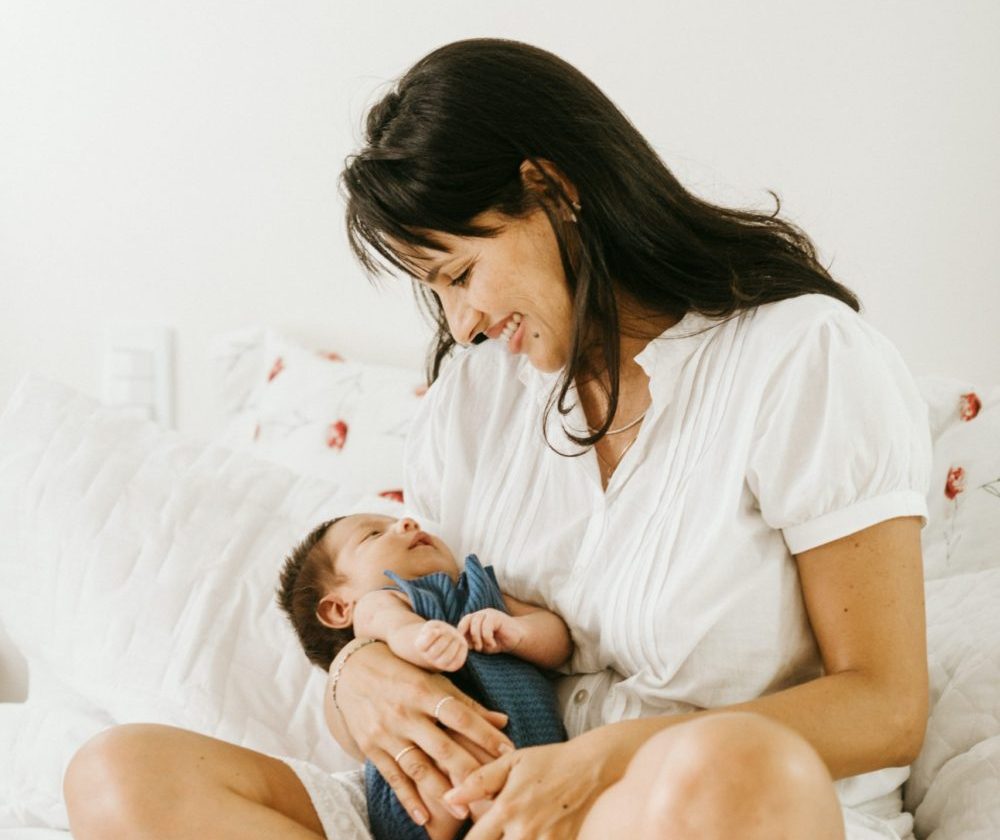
top-left (441, 738), bottom-right (615, 839)
top-left (332, 641), bottom-right (514, 826)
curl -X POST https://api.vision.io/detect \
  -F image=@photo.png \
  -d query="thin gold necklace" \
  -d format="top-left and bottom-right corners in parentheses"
top-left (587, 407), bottom-right (648, 436)
top-left (595, 430), bottom-right (641, 478)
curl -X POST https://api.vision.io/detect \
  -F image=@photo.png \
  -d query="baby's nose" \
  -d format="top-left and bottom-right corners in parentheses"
top-left (395, 517), bottom-right (419, 533)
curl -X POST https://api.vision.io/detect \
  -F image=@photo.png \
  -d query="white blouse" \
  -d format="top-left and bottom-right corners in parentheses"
top-left (403, 293), bottom-right (931, 815)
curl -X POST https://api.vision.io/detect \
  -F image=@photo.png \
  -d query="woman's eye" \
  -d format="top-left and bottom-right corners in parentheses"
top-left (449, 269), bottom-right (470, 288)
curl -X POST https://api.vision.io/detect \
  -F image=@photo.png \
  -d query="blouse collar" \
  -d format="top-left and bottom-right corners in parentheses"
top-left (516, 309), bottom-right (721, 397)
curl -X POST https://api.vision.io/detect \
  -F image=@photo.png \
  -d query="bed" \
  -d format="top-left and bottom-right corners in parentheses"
top-left (1, 327), bottom-right (998, 839)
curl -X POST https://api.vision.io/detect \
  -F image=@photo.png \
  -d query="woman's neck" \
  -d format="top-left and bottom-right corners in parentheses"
top-left (575, 309), bottom-right (682, 430)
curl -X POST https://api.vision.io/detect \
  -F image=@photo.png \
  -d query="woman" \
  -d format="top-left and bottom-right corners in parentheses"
top-left (65, 38), bottom-right (930, 840)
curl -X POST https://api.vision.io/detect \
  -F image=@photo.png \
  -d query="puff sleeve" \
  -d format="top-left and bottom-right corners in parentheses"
top-left (745, 306), bottom-right (932, 555)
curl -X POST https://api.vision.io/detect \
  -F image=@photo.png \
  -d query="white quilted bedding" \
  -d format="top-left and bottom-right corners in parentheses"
top-left (907, 568), bottom-right (1000, 839)
top-left (1, 375), bottom-right (998, 839)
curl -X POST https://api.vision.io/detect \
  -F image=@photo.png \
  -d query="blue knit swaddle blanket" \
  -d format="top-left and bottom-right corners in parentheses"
top-left (365, 554), bottom-right (567, 840)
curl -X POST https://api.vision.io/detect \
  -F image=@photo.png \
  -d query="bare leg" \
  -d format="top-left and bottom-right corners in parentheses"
top-left (65, 723), bottom-right (329, 840)
top-left (578, 712), bottom-right (846, 840)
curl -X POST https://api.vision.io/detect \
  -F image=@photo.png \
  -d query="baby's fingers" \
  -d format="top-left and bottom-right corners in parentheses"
top-left (468, 613), bottom-right (488, 650)
top-left (414, 622), bottom-right (442, 652)
top-left (444, 641), bottom-right (468, 672)
top-left (434, 637), bottom-right (467, 672)
top-left (481, 614), bottom-right (500, 648)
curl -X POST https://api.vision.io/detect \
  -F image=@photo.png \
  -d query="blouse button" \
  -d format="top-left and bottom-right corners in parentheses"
top-left (573, 689), bottom-right (589, 705)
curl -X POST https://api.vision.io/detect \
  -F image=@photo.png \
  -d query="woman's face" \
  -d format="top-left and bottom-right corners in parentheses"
top-left (403, 207), bottom-right (576, 373)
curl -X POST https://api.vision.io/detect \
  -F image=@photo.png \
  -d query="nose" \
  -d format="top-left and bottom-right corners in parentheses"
top-left (442, 296), bottom-right (484, 347)
top-left (393, 517), bottom-right (419, 534)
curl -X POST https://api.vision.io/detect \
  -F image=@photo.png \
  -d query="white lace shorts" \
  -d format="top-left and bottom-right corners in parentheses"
top-left (277, 757), bottom-right (915, 840)
top-left (278, 758), bottom-right (371, 840)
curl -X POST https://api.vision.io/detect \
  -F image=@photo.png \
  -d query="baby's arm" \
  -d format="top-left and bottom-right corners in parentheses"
top-left (353, 589), bottom-right (468, 673)
top-left (457, 595), bottom-right (573, 670)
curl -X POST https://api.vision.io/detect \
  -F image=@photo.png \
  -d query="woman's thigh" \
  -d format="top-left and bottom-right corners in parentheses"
top-left (64, 723), bottom-right (326, 840)
top-left (578, 711), bottom-right (845, 840)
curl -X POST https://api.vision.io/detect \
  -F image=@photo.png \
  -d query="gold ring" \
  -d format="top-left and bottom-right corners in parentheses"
top-left (394, 745), bottom-right (418, 764)
top-left (433, 696), bottom-right (455, 721)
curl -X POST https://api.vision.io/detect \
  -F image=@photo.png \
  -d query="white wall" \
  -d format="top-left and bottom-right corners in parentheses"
top-left (2, 1), bottom-right (998, 438)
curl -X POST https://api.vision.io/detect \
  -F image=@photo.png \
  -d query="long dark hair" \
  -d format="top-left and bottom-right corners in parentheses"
top-left (341, 38), bottom-right (860, 448)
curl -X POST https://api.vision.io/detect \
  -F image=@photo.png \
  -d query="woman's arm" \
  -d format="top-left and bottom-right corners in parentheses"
top-left (579, 515), bottom-right (927, 779)
top-left (444, 516), bottom-right (928, 833)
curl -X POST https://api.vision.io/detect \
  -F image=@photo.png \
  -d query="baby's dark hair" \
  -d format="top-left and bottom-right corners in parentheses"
top-left (276, 516), bottom-right (354, 671)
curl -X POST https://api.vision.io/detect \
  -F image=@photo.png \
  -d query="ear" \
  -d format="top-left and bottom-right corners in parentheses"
top-left (317, 592), bottom-right (354, 630)
top-left (519, 159), bottom-right (579, 213)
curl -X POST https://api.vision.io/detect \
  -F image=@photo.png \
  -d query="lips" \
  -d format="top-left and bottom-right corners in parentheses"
top-left (499, 314), bottom-right (523, 343)
top-left (409, 532), bottom-right (432, 549)
top-left (485, 313), bottom-right (522, 341)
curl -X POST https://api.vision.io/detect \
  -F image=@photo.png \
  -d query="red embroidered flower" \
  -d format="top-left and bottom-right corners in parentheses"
top-left (267, 357), bottom-right (285, 382)
top-left (944, 466), bottom-right (965, 500)
top-left (326, 420), bottom-right (348, 450)
top-left (379, 489), bottom-right (405, 503)
top-left (414, 385), bottom-right (428, 397)
top-left (320, 351), bottom-right (344, 363)
top-left (959, 392), bottom-right (982, 422)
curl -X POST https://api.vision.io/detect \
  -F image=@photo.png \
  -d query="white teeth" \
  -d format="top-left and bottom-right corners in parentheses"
top-left (500, 313), bottom-right (523, 343)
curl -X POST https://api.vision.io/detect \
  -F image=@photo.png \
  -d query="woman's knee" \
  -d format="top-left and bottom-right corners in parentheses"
top-left (628, 712), bottom-right (843, 838)
top-left (65, 724), bottom-right (176, 839)
top-left (646, 711), bottom-right (829, 779)
top-left (64, 722), bottom-right (324, 840)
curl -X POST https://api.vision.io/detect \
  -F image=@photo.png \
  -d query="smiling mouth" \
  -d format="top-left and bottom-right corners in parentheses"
top-left (485, 312), bottom-right (523, 342)
top-left (499, 313), bottom-right (523, 343)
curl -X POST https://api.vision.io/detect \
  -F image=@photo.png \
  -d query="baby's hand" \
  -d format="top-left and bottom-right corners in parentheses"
top-left (412, 620), bottom-right (468, 672)
top-left (457, 608), bottom-right (524, 655)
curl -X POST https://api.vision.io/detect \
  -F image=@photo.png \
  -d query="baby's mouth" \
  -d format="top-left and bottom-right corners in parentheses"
top-left (408, 533), bottom-right (433, 549)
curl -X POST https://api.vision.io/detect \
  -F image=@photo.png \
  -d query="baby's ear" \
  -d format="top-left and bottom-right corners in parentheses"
top-left (317, 593), bottom-right (353, 630)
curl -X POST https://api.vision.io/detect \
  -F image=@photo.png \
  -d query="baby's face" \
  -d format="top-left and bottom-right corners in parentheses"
top-left (322, 514), bottom-right (459, 602)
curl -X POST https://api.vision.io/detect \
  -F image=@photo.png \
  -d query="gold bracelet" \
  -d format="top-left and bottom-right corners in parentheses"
top-left (330, 638), bottom-right (381, 712)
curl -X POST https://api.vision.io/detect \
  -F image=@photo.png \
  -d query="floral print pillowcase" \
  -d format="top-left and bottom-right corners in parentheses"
top-left (215, 328), bottom-right (425, 500)
top-left (918, 376), bottom-right (1000, 581)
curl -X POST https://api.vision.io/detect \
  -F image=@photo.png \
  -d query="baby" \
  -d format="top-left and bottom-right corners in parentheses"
top-left (277, 513), bottom-right (572, 840)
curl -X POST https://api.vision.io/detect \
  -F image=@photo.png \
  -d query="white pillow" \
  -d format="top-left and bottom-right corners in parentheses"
top-left (904, 376), bottom-right (1000, 834)
top-left (0, 375), bottom-right (406, 828)
top-left (212, 329), bottom-right (426, 499)
top-left (0, 683), bottom-right (113, 829)
top-left (916, 377), bottom-right (1000, 581)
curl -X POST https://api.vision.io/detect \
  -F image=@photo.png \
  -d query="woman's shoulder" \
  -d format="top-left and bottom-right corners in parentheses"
top-left (735, 293), bottom-right (879, 364)
top-left (746, 293), bottom-right (859, 335)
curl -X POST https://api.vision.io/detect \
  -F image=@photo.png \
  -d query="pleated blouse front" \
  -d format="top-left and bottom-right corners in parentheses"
top-left (403, 293), bottom-right (931, 809)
